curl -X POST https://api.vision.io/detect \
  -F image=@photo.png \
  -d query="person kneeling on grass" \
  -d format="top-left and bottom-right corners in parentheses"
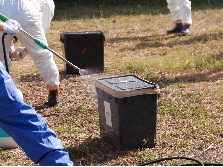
top-left (0, 19), bottom-right (73, 166)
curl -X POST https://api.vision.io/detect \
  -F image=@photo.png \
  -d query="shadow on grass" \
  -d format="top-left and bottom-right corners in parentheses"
top-left (20, 74), bottom-right (43, 82)
top-left (59, 71), bottom-right (80, 81)
top-left (156, 68), bottom-right (223, 88)
top-left (147, 52), bottom-right (223, 88)
top-left (19, 71), bottom-right (79, 83)
top-left (65, 137), bottom-right (130, 166)
top-left (107, 31), bottom-right (223, 51)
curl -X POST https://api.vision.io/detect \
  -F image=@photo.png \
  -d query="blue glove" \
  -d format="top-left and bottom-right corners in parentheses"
top-left (2, 19), bottom-right (20, 36)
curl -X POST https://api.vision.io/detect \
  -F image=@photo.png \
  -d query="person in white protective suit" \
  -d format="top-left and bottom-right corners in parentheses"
top-left (0, 19), bottom-right (73, 166)
top-left (0, 0), bottom-right (59, 107)
top-left (166, 0), bottom-right (192, 36)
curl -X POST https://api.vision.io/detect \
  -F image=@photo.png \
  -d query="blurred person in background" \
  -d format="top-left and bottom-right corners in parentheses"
top-left (166, 0), bottom-right (192, 36)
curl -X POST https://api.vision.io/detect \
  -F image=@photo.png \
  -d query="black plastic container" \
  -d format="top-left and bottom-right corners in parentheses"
top-left (95, 75), bottom-right (159, 151)
top-left (60, 31), bottom-right (104, 74)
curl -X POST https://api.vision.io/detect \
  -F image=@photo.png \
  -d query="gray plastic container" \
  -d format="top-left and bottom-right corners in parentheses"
top-left (95, 75), bottom-right (159, 150)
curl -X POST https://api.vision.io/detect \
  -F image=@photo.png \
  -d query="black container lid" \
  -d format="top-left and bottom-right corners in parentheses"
top-left (95, 75), bottom-right (159, 98)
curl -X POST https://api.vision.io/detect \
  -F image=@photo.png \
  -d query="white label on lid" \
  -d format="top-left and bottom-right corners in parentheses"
top-left (104, 101), bottom-right (112, 127)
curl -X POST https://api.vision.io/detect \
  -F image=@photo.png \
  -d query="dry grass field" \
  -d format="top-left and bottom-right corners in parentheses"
top-left (1, 1), bottom-right (223, 166)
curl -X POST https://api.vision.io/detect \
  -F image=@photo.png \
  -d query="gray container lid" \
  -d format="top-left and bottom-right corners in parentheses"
top-left (95, 75), bottom-right (160, 98)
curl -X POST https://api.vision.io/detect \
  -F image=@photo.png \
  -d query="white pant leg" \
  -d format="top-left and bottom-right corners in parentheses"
top-left (41, 0), bottom-right (55, 34)
top-left (167, 0), bottom-right (192, 25)
top-left (179, 0), bottom-right (192, 25)
top-left (30, 0), bottom-right (55, 34)
top-left (166, 0), bottom-right (181, 22)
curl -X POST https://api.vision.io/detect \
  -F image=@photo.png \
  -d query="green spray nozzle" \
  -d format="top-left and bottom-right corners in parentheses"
top-left (34, 39), bottom-right (49, 50)
top-left (0, 13), bottom-right (9, 22)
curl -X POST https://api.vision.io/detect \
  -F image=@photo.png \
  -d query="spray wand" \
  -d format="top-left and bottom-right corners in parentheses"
top-left (0, 13), bottom-right (87, 75)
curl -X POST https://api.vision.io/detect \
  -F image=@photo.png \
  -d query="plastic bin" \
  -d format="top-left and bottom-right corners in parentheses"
top-left (0, 128), bottom-right (18, 148)
top-left (95, 75), bottom-right (160, 150)
top-left (60, 31), bottom-right (104, 74)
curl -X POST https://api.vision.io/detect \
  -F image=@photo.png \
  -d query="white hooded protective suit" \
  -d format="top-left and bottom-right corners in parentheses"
top-left (0, 0), bottom-right (59, 87)
top-left (166, 0), bottom-right (192, 25)
top-left (0, 62), bottom-right (73, 165)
